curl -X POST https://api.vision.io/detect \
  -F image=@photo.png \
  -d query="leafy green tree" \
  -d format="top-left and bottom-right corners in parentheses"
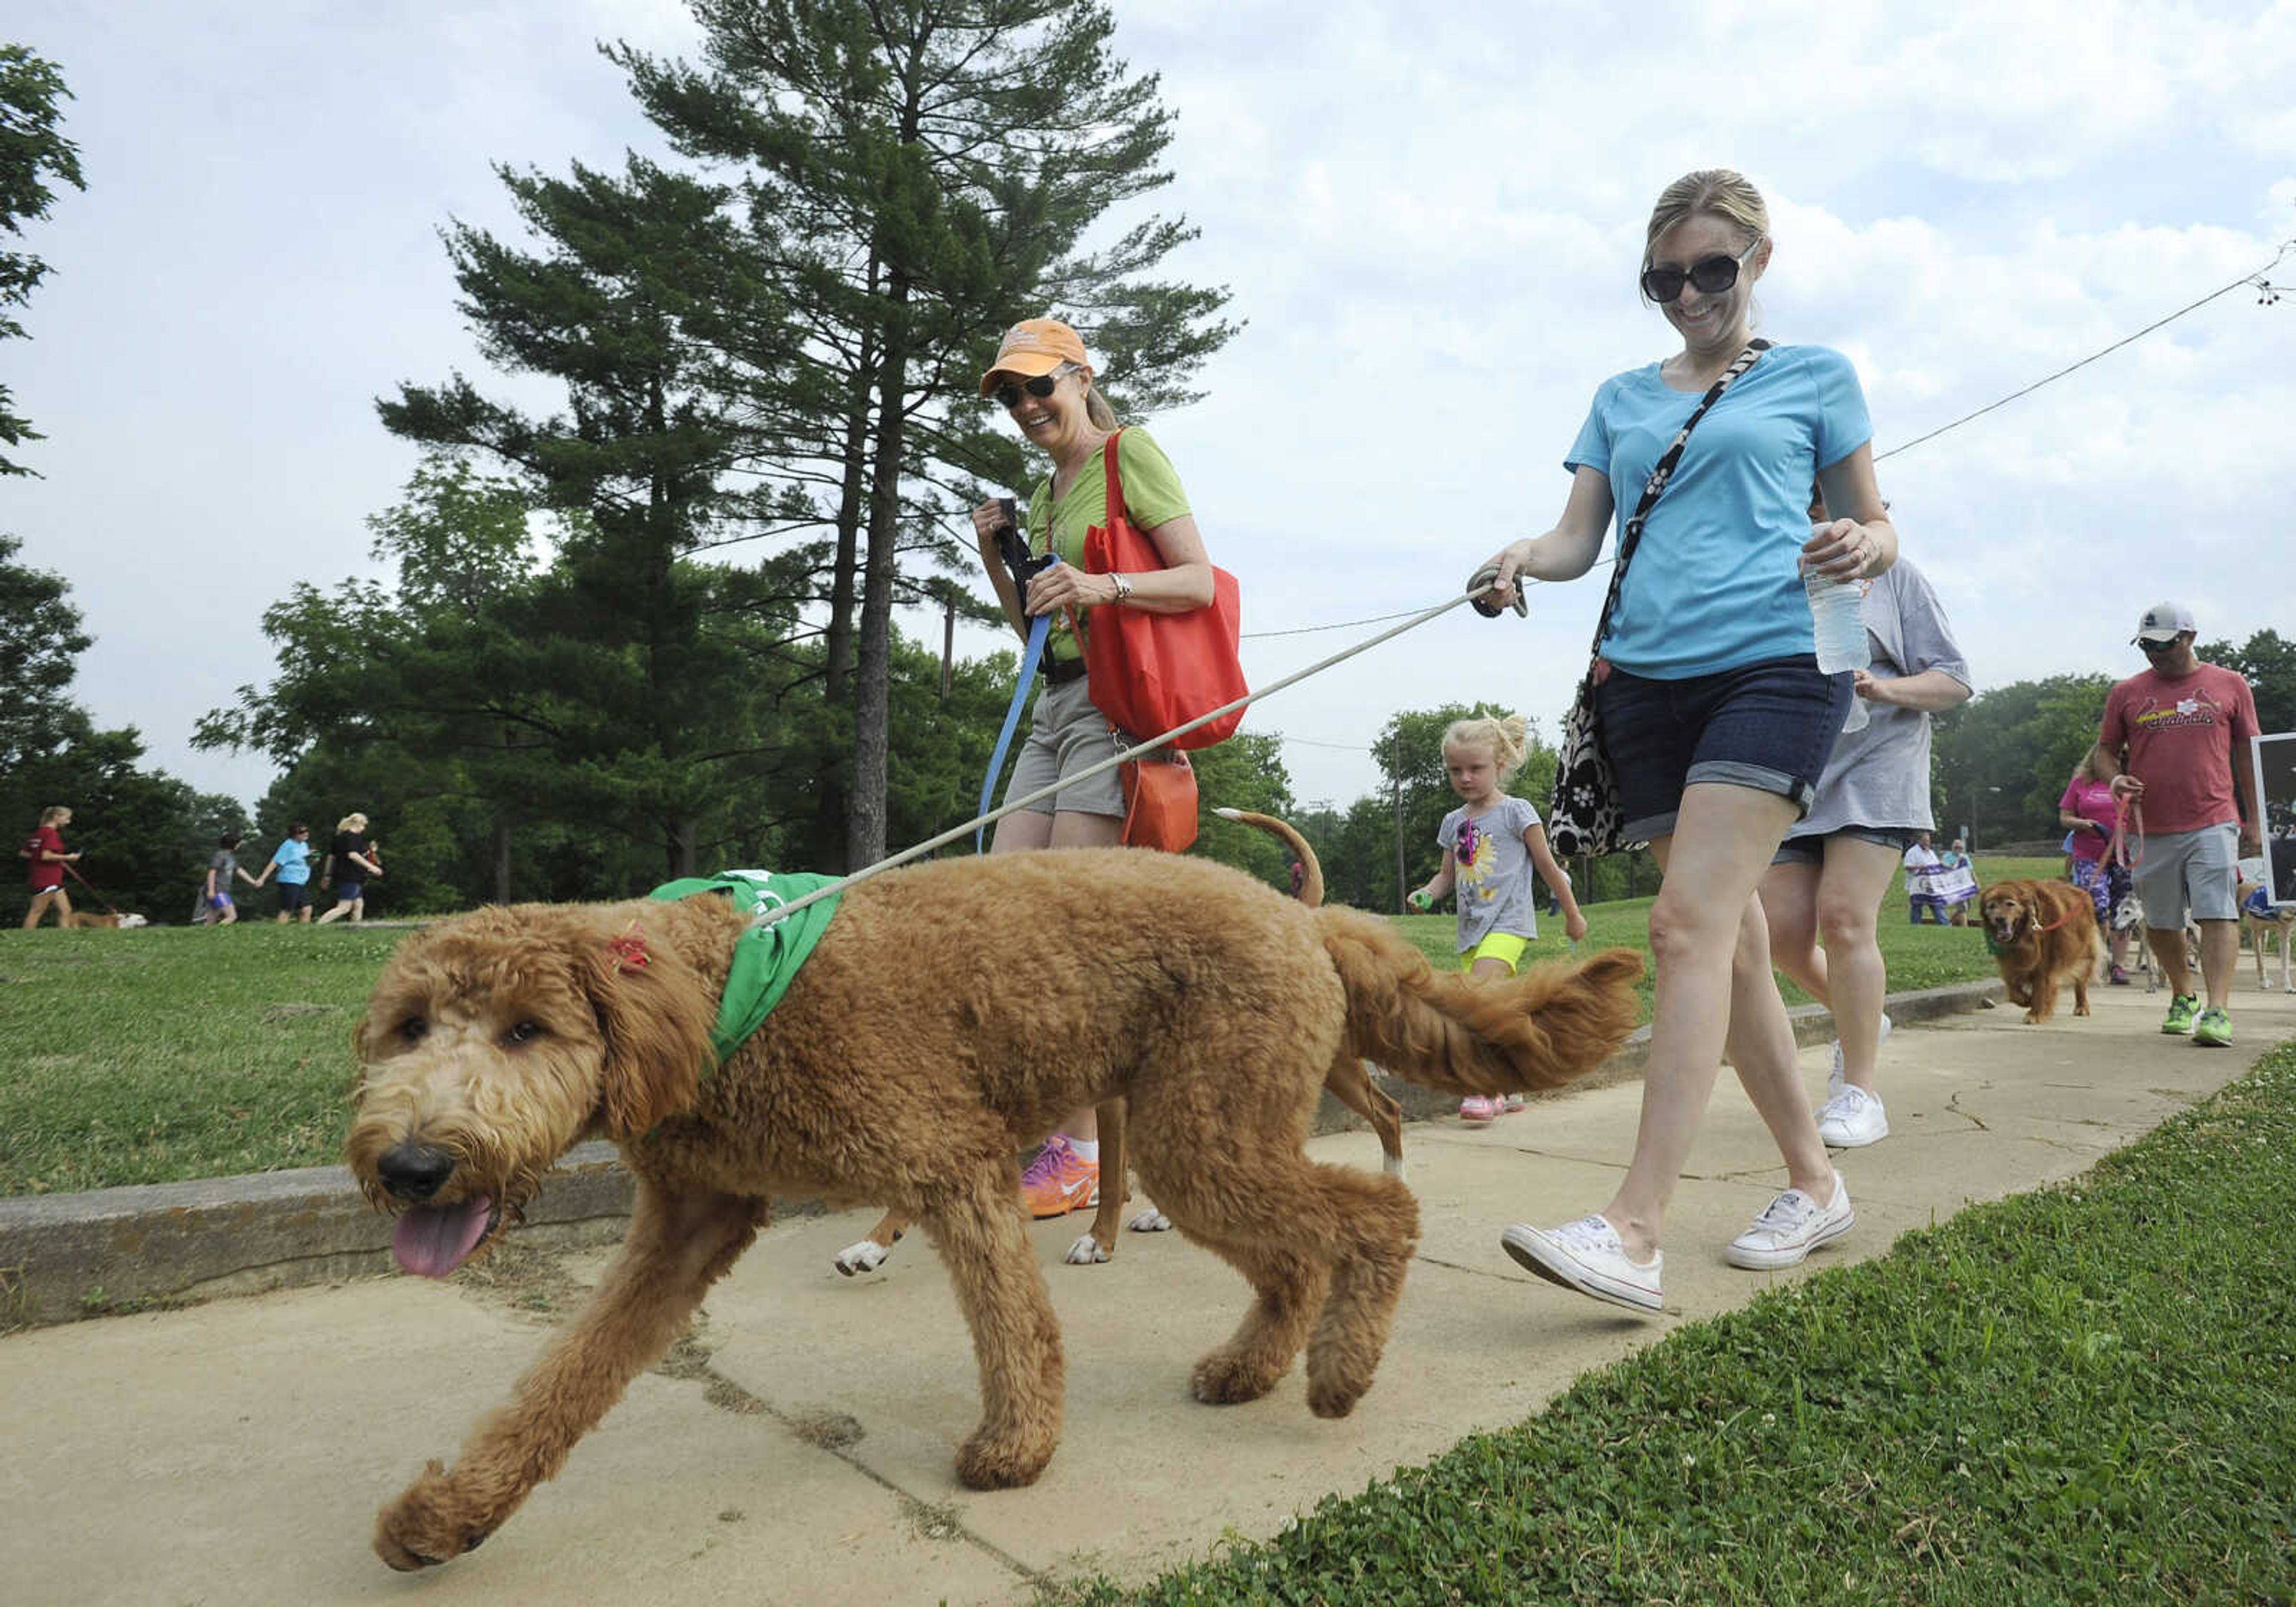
top-left (0, 537), bottom-right (230, 918)
top-left (1932, 673), bottom-right (2114, 847)
top-left (616, 0), bottom-right (1236, 867)
top-left (0, 44), bottom-right (86, 476)
top-left (2200, 629), bottom-right (2296, 735)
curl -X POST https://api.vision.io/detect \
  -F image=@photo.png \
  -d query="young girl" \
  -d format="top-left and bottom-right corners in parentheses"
top-left (1408, 714), bottom-right (1589, 1122)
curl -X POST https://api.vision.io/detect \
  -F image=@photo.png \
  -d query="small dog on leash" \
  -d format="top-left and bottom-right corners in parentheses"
top-left (2238, 876), bottom-right (2295, 991)
top-left (68, 911), bottom-right (148, 928)
top-left (2115, 891), bottom-right (2202, 993)
top-left (831, 809), bottom-right (1405, 1276)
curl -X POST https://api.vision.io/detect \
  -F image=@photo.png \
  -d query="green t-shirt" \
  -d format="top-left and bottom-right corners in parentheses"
top-left (1024, 427), bottom-right (1192, 662)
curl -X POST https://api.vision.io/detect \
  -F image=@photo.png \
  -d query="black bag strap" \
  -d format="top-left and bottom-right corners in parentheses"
top-left (1584, 339), bottom-right (1770, 657)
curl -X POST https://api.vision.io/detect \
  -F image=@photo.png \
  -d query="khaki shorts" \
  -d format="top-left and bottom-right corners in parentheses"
top-left (1005, 675), bottom-right (1125, 818)
top-left (2132, 823), bottom-right (2240, 927)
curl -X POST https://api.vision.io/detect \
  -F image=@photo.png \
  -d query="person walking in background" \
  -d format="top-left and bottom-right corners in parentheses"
top-left (2095, 602), bottom-right (2262, 1047)
top-left (255, 823), bottom-right (316, 923)
top-left (197, 833), bottom-right (261, 926)
top-left (2059, 754), bottom-right (2135, 983)
top-left (1902, 831), bottom-right (1949, 924)
top-left (1470, 168), bottom-right (1897, 1312)
top-left (968, 317), bottom-right (1217, 1221)
top-left (1935, 838), bottom-right (1978, 926)
top-left (1762, 552), bottom-right (1971, 1150)
top-left (316, 812), bottom-right (383, 925)
top-left (1407, 713), bottom-right (1589, 1123)
top-left (20, 805), bottom-right (80, 929)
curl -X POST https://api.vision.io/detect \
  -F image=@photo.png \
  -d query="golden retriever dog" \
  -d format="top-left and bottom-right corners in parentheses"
top-left (1981, 878), bottom-right (2104, 1024)
top-left (346, 848), bottom-right (1643, 1571)
top-left (831, 808), bottom-right (1406, 1275)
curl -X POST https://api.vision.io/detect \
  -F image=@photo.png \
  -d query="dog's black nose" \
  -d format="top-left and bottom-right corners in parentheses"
top-left (375, 1143), bottom-right (457, 1203)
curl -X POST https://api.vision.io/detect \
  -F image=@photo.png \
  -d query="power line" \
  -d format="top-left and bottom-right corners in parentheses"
top-left (1875, 239), bottom-right (2293, 463)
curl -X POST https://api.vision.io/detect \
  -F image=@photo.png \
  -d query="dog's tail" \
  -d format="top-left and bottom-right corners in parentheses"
top-left (1314, 903), bottom-right (1642, 1096)
top-left (1213, 807), bottom-right (1324, 907)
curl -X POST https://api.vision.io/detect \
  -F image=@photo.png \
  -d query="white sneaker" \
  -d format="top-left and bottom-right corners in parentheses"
top-left (1827, 1013), bottom-right (1893, 1097)
top-left (1816, 1084), bottom-right (1889, 1148)
top-left (1726, 1174), bottom-right (1854, 1270)
top-left (1500, 1215), bottom-right (1663, 1313)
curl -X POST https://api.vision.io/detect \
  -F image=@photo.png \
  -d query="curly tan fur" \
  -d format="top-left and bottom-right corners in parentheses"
top-left (1980, 878), bottom-right (2104, 1024)
top-left (346, 849), bottom-right (1642, 1571)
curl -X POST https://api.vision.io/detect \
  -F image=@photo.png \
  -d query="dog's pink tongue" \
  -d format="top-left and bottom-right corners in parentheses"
top-left (393, 1196), bottom-right (493, 1278)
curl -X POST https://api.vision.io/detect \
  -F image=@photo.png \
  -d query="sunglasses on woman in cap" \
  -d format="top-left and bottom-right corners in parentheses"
top-left (991, 373), bottom-right (1062, 410)
top-left (1640, 236), bottom-right (1763, 304)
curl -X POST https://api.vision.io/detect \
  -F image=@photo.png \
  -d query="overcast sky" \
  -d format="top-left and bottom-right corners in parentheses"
top-left (9, 0), bottom-right (2296, 824)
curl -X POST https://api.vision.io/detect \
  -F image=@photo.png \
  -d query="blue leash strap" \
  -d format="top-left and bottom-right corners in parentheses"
top-left (979, 609), bottom-right (1054, 852)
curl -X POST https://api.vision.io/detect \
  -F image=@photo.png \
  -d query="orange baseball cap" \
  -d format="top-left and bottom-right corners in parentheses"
top-left (979, 318), bottom-right (1090, 395)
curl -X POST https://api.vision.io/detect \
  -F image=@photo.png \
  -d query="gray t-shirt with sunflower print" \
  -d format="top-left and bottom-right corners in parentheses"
top-left (1437, 795), bottom-right (1543, 951)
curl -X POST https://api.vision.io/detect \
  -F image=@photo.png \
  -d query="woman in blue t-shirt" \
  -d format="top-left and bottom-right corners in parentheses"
top-left (1476, 169), bottom-right (1899, 1315)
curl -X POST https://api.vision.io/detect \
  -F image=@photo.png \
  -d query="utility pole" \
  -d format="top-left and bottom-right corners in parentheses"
top-left (1391, 727), bottom-right (1407, 914)
top-left (940, 595), bottom-right (955, 699)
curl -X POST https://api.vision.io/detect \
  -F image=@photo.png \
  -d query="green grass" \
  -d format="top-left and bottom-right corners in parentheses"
top-left (1064, 1038), bottom-right (2296, 1606)
top-left (0, 857), bottom-right (2053, 1197)
top-left (0, 924), bottom-right (402, 1196)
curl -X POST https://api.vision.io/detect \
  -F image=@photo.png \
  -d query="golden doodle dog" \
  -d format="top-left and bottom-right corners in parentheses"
top-left (832, 809), bottom-right (1405, 1275)
top-left (346, 845), bottom-right (1643, 1572)
top-left (1980, 878), bottom-right (2104, 1024)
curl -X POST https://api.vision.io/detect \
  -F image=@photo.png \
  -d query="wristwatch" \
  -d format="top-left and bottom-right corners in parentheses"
top-left (1107, 572), bottom-right (1134, 604)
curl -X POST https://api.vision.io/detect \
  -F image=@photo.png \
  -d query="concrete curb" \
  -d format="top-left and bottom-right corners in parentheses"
top-left (0, 980), bottom-right (2004, 1330)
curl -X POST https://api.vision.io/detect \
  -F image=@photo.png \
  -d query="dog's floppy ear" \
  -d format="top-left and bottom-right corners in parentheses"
top-left (582, 917), bottom-right (718, 1139)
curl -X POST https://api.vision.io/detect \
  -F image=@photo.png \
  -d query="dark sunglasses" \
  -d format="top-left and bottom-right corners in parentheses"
top-left (991, 372), bottom-right (1061, 410)
top-left (1640, 237), bottom-right (1763, 304)
top-left (2138, 638), bottom-right (2179, 655)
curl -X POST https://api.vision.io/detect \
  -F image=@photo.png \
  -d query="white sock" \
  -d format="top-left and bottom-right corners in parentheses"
top-left (1067, 1139), bottom-right (1099, 1162)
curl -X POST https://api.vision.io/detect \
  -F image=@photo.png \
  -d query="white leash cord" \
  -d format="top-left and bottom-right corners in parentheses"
top-left (752, 586), bottom-right (1492, 925)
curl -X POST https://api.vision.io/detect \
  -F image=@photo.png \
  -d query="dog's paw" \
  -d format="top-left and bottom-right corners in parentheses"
top-left (833, 1238), bottom-right (891, 1276)
top-left (1062, 1233), bottom-right (1112, 1265)
top-left (374, 1462), bottom-right (490, 1572)
top-left (1191, 1350), bottom-right (1282, 1406)
top-left (1306, 1374), bottom-right (1366, 1420)
top-left (1126, 1206), bottom-right (1173, 1233)
top-left (955, 1428), bottom-right (1054, 1490)
top-left (1381, 1155), bottom-right (1407, 1181)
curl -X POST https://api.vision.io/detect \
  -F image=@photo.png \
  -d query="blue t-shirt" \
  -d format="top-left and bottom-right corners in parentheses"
top-left (1566, 344), bottom-right (1872, 679)
top-left (270, 838), bottom-right (312, 885)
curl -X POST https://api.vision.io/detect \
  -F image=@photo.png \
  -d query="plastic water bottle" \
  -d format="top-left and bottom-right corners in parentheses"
top-left (1804, 566), bottom-right (1871, 732)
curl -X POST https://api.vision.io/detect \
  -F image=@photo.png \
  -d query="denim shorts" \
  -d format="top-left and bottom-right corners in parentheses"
top-left (1006, 674), bottom-right (1126, 818)
top-left (1771, 824), bottom-right (1919, 866)
top-left (1595, 655), bottom-right (1851, 843)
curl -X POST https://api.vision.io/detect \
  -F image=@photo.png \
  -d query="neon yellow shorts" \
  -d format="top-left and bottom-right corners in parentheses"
top-left (1460, 930), bottom-right (1529, 974)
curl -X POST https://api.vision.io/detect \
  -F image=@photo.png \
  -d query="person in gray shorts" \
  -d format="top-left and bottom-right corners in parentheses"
top-left (1763, 553), bottom-right (1971, 1149)
top-left (966, 316), bottom-right (1219, 1226)
top-left (2094, 601), bottom-right (2263, 1048)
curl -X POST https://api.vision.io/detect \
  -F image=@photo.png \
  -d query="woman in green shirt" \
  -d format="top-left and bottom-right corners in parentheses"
top-left (967, 317), bottom-right (1217, 1229)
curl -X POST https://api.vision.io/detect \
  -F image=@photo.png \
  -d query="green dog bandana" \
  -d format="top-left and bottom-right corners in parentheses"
top-left (645, 870), bottom-right (844, 1067)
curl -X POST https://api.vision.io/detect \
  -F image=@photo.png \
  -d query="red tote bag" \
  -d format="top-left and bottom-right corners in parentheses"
top-left (1079, 429), bottom-right (1248, 749)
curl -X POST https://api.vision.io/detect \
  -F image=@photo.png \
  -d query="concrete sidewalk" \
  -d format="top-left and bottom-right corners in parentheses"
top-left (4, 977), bottom-right (2290, 1606)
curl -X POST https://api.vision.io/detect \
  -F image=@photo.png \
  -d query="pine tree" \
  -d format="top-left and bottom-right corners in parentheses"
top-left (615, 0), bottom-right (1238, 865)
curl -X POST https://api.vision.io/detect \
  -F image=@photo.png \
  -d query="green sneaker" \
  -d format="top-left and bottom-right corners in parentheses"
top-left (2193, 1007), bottom-right (2233, 1048)
top-left (2161, 994), bottom-right (2199, 1035)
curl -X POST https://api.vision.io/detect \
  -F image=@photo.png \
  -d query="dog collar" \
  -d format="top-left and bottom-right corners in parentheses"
top-left (646, 870), bottom-right (845, 1068)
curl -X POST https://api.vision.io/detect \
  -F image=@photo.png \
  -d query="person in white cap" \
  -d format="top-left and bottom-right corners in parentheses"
top-left (2092, 602), bottom-right (2262, 1047)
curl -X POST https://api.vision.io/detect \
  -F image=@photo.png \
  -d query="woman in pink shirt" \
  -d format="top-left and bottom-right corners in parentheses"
top-left (2059, 753), bottom-right (2132, 983)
